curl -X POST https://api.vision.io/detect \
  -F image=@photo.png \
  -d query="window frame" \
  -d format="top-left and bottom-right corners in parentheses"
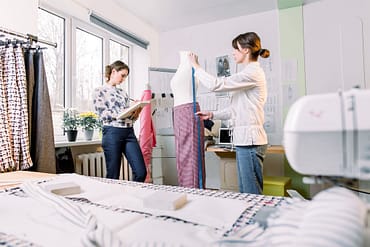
top-left (38, 6), bottom-right (132, 140)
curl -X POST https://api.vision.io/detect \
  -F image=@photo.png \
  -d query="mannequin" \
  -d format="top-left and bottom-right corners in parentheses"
top-left (170, 51), bottom-right (205, 188)
top-left (171, 51), bottom-right (197, 106)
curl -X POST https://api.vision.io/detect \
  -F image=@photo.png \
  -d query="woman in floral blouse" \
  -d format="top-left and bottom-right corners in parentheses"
top-left (93, 60), bottom-right (146, 181)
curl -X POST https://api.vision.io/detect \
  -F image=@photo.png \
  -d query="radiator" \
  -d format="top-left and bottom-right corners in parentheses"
top-left (76, 152), bottom-right (130, 180)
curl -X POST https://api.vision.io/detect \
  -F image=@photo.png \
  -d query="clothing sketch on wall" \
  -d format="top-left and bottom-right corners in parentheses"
top-left (216, 55), bottom-right (231, 77)
top-left (170, 51), bottom-right (205, 189)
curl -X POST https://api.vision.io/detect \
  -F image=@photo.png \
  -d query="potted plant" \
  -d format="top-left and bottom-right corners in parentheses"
top-left (62, 108), bottom-right (80, 141)
top-left (79, 111), bottom-right (100, 141)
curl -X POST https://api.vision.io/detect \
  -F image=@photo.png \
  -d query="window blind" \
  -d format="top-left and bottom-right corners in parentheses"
top-left (89, 12), bottom-right (149, 49)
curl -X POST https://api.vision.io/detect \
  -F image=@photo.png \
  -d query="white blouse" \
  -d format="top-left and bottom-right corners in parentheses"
top-left (194, 61), bottom-right (268, 146)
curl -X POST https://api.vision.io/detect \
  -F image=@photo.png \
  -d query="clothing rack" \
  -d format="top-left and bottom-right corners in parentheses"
top-left (0, 26), bottom-right (57, 48)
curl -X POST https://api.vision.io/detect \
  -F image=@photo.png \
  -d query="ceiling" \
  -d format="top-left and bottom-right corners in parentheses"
top-left (113, 0), bottom-right (321, 32)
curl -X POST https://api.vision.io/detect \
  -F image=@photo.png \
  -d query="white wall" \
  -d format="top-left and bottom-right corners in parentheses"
top-left (303, 0), bottom-right (370, 94)
top-left (0, 0), bottom-right (38, 34)
top-left (158, 10), bottom-right (280, 71)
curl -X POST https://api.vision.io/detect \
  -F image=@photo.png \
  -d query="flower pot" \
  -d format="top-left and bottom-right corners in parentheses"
top-left (66, 130), bottom-right (78, 142)
top-left (84, 129), bottom-right (94, 141)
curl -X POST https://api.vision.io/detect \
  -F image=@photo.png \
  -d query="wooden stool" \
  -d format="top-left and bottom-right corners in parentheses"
top-left (263, 176), bottom-right (291, 196)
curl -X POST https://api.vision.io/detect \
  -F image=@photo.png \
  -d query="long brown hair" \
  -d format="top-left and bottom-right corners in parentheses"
top-left (232, 32), bottom-right (270, 61)
top-left (105, 60), bottom-right (130, 81)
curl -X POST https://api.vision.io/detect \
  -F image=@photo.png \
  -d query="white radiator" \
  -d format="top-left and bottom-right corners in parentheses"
top-left (76, 152), bottom-right (130, 180)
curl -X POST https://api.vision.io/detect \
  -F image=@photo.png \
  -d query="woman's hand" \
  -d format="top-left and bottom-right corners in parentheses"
top-left (129, 108), bottom-right (142, 121)
top-left (196, 111), bottom-right (212, 120)
top-left (188, 52), bottom-right (201, 69)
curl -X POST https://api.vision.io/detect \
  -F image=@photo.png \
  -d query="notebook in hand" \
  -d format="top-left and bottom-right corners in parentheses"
top-left (118, 100), bottom-right (150, 119)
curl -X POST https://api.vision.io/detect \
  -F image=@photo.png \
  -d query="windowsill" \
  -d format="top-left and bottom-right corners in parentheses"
top-left (54, 139), bottom-right (102, 148)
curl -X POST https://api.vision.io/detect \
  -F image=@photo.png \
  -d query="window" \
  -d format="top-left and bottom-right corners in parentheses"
top-left (37, 8), bottom-right (131, 141)
top-left (74, 28), bottom-right (103, 111)
top-left (37, 8), bottom-right (65, 110)
top-left (110, 40), bottom-right (129, 64)
top-left (109, 40), bottom-right (129, 91)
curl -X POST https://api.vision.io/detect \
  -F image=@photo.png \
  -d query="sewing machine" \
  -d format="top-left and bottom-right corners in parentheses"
top-left (283, 88), bottom-right (370, 246)
top-left (284, 88), bottom-right (370, 180)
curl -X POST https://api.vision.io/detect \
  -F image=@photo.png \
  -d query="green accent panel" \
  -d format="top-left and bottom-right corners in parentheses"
top-left (278, 0), bottom-right (303, 10)
top-left (284, 156), bottom-right (311, 198)
top-left (279, 6), bottom-right (310, 198)
top-left (279, 6), bottom-right (306, 96)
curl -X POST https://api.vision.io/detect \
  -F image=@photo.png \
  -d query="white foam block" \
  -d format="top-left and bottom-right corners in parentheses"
top-left (143, 191), bottom-right (187, 210)
top-left (45, 182), bottom-right (81, 196)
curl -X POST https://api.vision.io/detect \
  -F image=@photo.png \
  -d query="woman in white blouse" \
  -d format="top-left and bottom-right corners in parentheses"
top-left (188, 32), bottom-right (270, 194)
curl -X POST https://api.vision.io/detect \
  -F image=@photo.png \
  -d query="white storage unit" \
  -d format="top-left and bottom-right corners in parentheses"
top-left (151, 146), bottom-right (164, 184)
top-left (152, 135), bottom-right (178, 186)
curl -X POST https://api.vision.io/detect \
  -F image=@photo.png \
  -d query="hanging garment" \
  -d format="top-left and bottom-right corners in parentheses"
top-left (0, 46), bottom-right (33, 171)
top-left (139, 88), bottom-right (156, 183)
top-left (173, 103), bottom-right (205, 188)
top-left (24, 48), bottom-right (56, 173)
top-left (23, 49), bottom-right (35, 146)
top-left (0, 47), bottom-right (15, 171)
top-left (171, 51), bottom-right (205, 188)
top-left (14, 46), bottom-right (33, 169)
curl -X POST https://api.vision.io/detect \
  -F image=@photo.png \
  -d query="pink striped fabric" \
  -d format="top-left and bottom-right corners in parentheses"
top-left (173, 102), bottom-right (205, 188)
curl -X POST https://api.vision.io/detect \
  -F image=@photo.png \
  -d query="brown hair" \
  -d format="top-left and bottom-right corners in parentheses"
top-left (105, 60), bottom-right (130, 81)
top-left (232, 32), bottom-right (270, 61)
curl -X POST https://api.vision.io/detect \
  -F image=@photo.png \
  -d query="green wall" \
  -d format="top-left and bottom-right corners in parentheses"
top-left (278, 4), bottom-right (311, 198)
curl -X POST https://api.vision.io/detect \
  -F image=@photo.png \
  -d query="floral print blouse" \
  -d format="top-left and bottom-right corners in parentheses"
top-left (93, 84), bottom-right (129, 122)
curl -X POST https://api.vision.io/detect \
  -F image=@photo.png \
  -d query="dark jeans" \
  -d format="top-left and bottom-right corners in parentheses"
top-left (102, 126), bottom-right (146, 182)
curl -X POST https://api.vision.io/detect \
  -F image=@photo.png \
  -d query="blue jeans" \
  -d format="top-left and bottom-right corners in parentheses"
top-left (235, 145), bottom-right (267, 194)
top-left (102, 126), bottom-right (146, 182)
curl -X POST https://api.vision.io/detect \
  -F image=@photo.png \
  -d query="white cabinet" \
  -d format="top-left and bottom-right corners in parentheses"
top-left (152, 135), bottom-right (178, 186)
top-left (205, 152), bottom-right (221, 189)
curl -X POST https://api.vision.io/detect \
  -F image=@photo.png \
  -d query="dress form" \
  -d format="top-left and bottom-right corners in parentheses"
top-left (171, 51), bottom-right (205, 189)
top-left (170, 51), bottom-right (198, 107)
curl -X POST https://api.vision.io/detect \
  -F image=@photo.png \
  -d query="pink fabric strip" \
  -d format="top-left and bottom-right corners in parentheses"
top-left (139, 89), bottom-right (156, 183)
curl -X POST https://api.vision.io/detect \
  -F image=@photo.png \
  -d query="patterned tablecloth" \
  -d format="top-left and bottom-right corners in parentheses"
top-left (0, 172), bottom-right (286, 246)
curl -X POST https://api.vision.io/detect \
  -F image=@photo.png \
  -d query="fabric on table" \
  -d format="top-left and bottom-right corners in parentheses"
top-left (232, 186), bottom-right (367, 247)
top-left (21, 180), bottom-right (122, 247)
top-left (0, 173), bottom-right (286, 246)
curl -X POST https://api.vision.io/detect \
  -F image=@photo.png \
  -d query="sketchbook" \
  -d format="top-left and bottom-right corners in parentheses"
top-left (118, 100), bottom-right (150, 119)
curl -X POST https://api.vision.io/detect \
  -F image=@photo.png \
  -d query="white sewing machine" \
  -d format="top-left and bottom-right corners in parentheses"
top-left (284, 88), bottom-right (370, 180)
top-left (283, 88), bottom-right (370, 246)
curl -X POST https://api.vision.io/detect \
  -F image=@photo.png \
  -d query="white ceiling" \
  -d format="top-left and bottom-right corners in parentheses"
top-left (113, 0), bottom-right (321, 32)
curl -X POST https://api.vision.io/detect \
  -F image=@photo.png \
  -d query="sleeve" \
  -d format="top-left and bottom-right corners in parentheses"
top-left (213, 107), bottom-right (231, 120)
top-left (194, 67), bottom-right (257, 92)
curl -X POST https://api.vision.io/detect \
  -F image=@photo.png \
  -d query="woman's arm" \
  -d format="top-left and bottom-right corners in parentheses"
top-left (188, 53), bottom-right (257, 92)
